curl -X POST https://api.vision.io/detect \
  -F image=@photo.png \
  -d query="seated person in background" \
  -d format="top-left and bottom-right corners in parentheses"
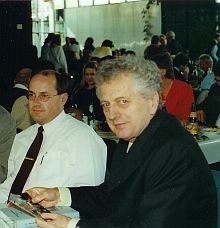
top-left (92, 39), bottom-right (114, 60)
top-left (198, 61), bottom-right (220, 126)
top-left (7, 68), bottom-right (32, 112)
top-left (28, 56), bottom-right (216, 228)
top-left (68, 37), bottom-right (81, 60)
top-left (65, 50), bottom-right (80, 77)
top-left (10, 60), bottom-right (56, 132)
top-left (152, 53), bottom-right (194, 125)
top-left (173, 52), bottom-right (189, 82)
top-left (0, 106), bottom-right (16, 183)
top-left (159, 34), bottom-right (169, 53)
top-left (77, 49), bottom-right (93, 83)
top-left (166, 30), bottom-right (183, 56)
top-left (72, 61), bottom-right (105, 121)
top-left (196, 54), bottom-right (216, 104)
top-left (11, 95), bottom-right (35, 132)
top-left (0, 70), bottom-right (107, 203)
top-left (144, 35), bottom-right (160, 60)
top-left (125, 50), bottom-right (136, 56)
top-left (84, 37), bottom-right (95, 52)
top-left (42, 33), bottom-right (68, 73)
top-left (208, 33), bottom-right (220, 65)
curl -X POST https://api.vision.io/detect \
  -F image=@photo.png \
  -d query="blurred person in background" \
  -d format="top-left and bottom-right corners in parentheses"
top-left (166, 30), bottom-right (183, 56)
top-left (144, 35), bottom-right (160, 60)
top-left (0, 106), bottom-right (16, 183)
top-left (173, 53), bottom-right (190, 82)
top-left (152, 53), bottom-right (194, 125)
top-left (71, 61), bottom-right (104, 122)
top-left (198, 60), bottom-right (220, 126)
top-left (7, 68), bottom-right (31, 112)
top-left (84, 37), bottom-right (95, 52)
top-left (196, 54), bottom-right (215, 105)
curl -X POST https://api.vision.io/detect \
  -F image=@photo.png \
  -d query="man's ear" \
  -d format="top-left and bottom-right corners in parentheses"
top-left (149, 92), bottom-right (159, 115)
top-left (61, 93), bottom-right (68, 105)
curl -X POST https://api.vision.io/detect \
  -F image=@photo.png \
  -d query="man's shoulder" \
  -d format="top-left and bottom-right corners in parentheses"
top-left (13, 95), bottom-right (28, 105)
top-left (173, 79), bottom-right (192, 90)
top-left (16, 124), bottom-right (36, 137)
top-left (0, 106), bottom-right (15, 126)
top-left (57, 114), bottom-right (95, 135)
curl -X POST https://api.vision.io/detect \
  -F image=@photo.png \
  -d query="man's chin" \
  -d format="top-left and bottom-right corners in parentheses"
top-left (115, 131), bottom-right (129, 141)
top-left (31, 115), bottom-right (44, 124)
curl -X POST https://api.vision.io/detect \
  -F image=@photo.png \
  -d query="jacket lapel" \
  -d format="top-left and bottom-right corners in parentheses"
top-left (109, 110), bottom-right (163, 191)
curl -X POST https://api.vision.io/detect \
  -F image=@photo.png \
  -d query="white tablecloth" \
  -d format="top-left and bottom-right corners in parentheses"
top-left (199, 134), bottom-right (220, 164)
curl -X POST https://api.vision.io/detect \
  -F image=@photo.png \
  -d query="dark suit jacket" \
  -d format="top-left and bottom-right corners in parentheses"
top-left (70, 110), bottom-right (217, 228)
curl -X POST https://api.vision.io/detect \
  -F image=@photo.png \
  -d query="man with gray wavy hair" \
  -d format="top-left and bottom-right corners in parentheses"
top-left (28, 56), bottom-right (216, 228)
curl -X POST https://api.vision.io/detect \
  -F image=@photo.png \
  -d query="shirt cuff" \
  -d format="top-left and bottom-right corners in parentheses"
top-left (57, 187), bottom-right (72, 206)
top-left (67, 218), bottom-right (80, 228)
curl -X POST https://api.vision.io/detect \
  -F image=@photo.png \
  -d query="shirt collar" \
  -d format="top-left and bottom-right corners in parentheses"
top-left (36, 111), bottom-right (66, 135)
top-left (14, 84), bottom-right (28, 90)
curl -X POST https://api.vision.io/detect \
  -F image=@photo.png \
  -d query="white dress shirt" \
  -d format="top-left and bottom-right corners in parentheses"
top-left (200, 71), bottom-right (215, 91)
top-left (0, 111), bottom-right (106, 203)
top-left (13, 83), bottom-right (28, 90)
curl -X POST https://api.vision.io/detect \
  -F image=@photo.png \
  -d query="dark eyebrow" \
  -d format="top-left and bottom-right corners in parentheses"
top-left (28, 91), bottom-right (49, 94)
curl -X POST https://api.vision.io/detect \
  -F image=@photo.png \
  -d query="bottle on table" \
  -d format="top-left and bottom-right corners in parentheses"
top-left (188, 103), bottom-right (199, 136)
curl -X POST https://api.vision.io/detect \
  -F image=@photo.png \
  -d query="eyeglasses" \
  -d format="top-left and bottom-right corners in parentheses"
top-left (27, 92), bottom-right (60, 102)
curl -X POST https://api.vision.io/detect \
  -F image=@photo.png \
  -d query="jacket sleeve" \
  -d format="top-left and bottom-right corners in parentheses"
top-left (69, 183), bottom-right (109, 218)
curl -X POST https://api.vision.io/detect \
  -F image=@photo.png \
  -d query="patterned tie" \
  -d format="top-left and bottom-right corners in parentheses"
top-left (9, 126), bottom-right (44, 195)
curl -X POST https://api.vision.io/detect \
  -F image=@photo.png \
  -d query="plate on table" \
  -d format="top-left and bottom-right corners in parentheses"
top-left (201, 127), bottom-right (220, 136)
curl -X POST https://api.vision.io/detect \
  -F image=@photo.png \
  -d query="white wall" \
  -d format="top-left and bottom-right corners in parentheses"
top-left (64, 1), bottom-right (161, 58)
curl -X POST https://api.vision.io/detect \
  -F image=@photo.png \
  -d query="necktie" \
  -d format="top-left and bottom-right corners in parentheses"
top-left (9, 126), bottom-right (44, 195)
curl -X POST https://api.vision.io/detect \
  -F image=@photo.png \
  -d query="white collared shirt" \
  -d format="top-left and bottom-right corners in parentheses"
top-left (0, 111), bottom-right (106, 203)
top-left (13, 84), bottom-right (28, 90)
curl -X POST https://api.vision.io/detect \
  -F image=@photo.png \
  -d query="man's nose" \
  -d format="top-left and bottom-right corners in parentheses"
top-left (108, 104), bottom-right (119, 120)
top-left (31, 96), bottom-right (42, 103)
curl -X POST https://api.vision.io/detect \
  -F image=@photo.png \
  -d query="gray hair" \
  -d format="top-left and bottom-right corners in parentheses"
top-left (95, 55), bottom-right (161, 103)
top-left (198, 54), bottom-right (213, 64)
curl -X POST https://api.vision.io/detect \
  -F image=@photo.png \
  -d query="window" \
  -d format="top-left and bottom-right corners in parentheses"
top-left (54, 0), bottom-right (64, 9)
top-left (94, 0), bottom-right (109, 5)
top-left (65, 0), bottom-right (79, 8)
top-left (79, 0), bottom-right (93, 6)
top-left (110, 0), bottom-right (124, 3)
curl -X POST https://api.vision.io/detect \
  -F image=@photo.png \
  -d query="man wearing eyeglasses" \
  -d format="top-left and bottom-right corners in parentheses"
top-left (0, 70), bottom-right (107, 203)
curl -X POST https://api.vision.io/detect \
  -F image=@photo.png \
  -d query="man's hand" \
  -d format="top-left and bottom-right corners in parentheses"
top-left (26, 187), bottom-right (60, 208)
top-left (36, 213), bottom-right (72, 228)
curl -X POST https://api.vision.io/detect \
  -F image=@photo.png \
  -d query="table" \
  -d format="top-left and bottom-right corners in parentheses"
top-left (199, 134), bottom-right (220, 164)
top-left (96, 131), bottom-right (118, 142)
top-left (97, 130), bottom-right (220, 165)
